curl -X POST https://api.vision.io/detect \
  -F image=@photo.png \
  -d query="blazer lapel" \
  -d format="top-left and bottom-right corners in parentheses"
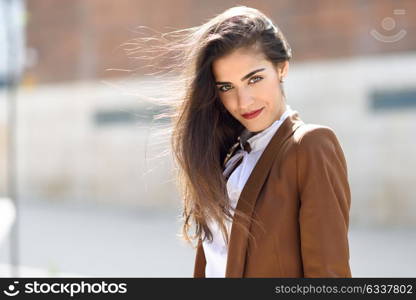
top-left (225, 110), bottom-right (304, 277)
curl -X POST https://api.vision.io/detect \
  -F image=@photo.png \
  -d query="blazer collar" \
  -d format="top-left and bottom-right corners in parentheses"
top-left (224, 109), bottom-right (304, 277)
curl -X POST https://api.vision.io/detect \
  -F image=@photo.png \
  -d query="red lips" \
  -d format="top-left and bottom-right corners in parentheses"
top-left (242, 107), bottom-right (264, 119)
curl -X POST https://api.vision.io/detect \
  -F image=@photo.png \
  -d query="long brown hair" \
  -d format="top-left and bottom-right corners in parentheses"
top-left (124, 6), bottom-right (292, 247)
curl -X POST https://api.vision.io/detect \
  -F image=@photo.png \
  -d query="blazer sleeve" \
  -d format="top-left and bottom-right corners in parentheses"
top-left (296, 126), bottom-right (352, 277)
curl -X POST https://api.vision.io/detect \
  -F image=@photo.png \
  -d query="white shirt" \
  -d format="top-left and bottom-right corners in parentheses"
top-left (202, 104), bottom-right (294, 277)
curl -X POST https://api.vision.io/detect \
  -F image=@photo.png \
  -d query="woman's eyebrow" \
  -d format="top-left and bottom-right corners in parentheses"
top-left (215, 67), bottom-right (265, 85)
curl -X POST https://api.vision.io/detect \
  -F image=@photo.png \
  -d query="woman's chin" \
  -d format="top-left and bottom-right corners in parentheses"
top-left (241, 118), bottom-right (271, 133)
top-left (243, 123), bottom-right (266, 133)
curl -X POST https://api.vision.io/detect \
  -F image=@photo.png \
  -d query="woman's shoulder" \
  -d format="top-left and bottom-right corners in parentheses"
top-left (293, 123), bottom-right (342, 152)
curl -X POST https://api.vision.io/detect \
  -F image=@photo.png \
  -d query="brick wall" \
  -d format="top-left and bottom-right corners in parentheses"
top-left (24, 0), bottom-right (416, 83)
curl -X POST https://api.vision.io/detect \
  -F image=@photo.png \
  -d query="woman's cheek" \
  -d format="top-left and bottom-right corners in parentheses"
top-left (222, 96), bottom-right (236, 111)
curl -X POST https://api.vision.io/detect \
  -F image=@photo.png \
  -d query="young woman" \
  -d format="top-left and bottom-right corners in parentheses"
top-left (136, 5), bottom-right (351, 277)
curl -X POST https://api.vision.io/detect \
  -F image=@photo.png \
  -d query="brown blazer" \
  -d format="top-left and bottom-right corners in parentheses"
top-left (193, 110), bottom-right (352, 278)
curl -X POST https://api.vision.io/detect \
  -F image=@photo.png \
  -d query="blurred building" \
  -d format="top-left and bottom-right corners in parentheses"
top-left (21, 0), bottom-right (416, 83)
top-left (0, 0), bottom-right (415, 227)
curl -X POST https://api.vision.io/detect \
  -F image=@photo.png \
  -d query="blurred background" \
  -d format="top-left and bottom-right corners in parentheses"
top-left (0, 0), bottom-right (415, 277)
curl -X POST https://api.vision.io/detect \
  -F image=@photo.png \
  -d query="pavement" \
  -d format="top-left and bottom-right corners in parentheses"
top-left (0, 200), bottom-right (415, 277)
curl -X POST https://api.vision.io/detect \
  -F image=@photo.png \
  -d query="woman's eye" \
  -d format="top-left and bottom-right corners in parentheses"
top-left (249, 75), bottom-right (263, 84)
top-left (219, 85), bottom-right (232, 92)
top-left (218, 77), bottom-right (262, 93)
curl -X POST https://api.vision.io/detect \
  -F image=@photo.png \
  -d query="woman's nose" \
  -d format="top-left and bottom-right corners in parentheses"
top-left (237, 89), bottom-right (254, 110)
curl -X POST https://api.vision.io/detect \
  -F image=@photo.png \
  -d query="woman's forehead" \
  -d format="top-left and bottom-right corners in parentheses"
top-left (212, 48), bottom-right (269, 80)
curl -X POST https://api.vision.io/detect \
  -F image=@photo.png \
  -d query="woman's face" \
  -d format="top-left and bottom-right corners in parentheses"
top-left (212, 47), bottom-right (289, 132)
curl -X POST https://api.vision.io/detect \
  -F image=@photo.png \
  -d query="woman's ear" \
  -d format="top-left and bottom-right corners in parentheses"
top-left (277, 61), bottom-right (289, 81)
